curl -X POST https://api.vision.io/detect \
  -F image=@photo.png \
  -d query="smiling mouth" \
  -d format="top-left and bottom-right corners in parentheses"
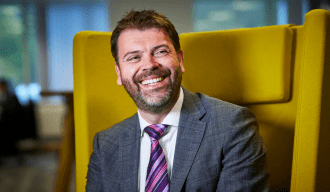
top-left (140, 77), bottom-right (165, 86)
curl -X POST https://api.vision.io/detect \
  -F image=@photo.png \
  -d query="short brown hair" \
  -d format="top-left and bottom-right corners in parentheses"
top-left (111, 10), bottom-right (181, 64)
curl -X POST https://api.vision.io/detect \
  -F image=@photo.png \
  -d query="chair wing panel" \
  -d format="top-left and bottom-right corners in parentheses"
top-left (291, 9), bottom-right (330, 192)
top-left (180, 25), bottom-right (293, 105)
top-left (73, 31), bottom-right (136, 192)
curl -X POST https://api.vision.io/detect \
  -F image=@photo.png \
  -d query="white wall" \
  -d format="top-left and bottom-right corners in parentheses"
top-left (35, 98), bottom-right (67, 139)
top-left (109, 0), bottom-right (194, 34)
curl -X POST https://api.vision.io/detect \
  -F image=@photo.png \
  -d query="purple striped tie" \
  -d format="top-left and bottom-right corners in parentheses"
top-left (144, 124), bottom-right (170, 192)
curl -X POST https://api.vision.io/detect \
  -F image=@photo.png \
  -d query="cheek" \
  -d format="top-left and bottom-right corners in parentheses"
top-left (158, 56), bottom-right (180, 68)
top-left (123, 67), bottom-right (140, 84)
top-left (129, 68), bottom-right (136, 75)
top-left (120, 67), bottom-right (137, 80)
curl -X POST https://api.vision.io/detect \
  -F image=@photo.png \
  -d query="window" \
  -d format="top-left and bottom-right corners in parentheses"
top-left (193, 0), bottom-right (309, 31)
top-left (46, 1), bottom-right (110, 91)
top-left (0, 4), bottom-right (38, 88)
top-left (277, 0), bottom-right (288, 25)
top-left (193, 0), bottom-right (267, 31)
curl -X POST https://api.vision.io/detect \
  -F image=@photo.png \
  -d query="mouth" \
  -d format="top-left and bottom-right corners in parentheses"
top-left (140, 76), bottom-right (165, 86)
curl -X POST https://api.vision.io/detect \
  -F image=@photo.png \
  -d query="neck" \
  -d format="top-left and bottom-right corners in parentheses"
top-left (139, 107), bottom-right (172, 124)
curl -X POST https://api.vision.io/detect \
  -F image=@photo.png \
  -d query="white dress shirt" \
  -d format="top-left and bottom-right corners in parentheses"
top-left (138, 87), bottom-right (184, 192)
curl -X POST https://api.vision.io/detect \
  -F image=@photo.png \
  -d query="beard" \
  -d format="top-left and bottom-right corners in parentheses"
top-left (120, 67), bottom-right (182, 114)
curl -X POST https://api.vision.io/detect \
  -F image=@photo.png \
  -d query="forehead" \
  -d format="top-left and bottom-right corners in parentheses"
top-left (117, 28), bottom-right (173, 53)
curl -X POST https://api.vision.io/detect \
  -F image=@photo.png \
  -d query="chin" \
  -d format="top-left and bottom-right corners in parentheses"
top-left (138, 94), bottom-right (172, 114)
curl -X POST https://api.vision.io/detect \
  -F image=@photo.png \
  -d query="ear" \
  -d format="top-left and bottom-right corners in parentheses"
top-left (114, 62), bottom-right (123, 86)
top-left (178, 49), bottom-right (185, 73)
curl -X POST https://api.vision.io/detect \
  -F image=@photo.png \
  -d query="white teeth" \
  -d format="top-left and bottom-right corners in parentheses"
top-left (141, 77), bottom-right (163, 85)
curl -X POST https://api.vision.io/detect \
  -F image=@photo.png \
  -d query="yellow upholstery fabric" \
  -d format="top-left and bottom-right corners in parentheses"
top-left (73, 9), bottom-right (330, 192)
top-left (290, 9), bottom-right (330, 192)
top-left (180, 25), bottom-right (293, 104)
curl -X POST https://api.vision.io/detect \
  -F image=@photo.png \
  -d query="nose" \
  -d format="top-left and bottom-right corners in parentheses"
top-left (141, 54), bottom-right (160, 71)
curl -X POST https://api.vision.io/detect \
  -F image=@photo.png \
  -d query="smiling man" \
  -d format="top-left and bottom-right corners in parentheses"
top-left (86, 10), bottom-right (269, 192)
top-left (114, 27), bottom-right (184, 121)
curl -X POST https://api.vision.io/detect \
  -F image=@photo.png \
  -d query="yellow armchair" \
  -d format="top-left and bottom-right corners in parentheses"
top-left (73, 9), bottom-right (330, 192)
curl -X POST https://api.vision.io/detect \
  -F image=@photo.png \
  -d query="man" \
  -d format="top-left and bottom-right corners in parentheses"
top-left (86, 10), bottom-right (269, 192)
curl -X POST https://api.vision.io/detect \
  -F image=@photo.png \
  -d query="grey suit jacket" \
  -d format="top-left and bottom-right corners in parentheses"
top-left (86, 87), bottom-right (269, 191)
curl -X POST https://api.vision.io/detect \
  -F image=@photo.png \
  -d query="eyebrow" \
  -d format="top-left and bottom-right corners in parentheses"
top-left (151, 44), bottom-right (169, 53)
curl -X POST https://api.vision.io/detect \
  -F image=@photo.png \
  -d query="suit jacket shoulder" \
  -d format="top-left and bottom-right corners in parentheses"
top-left (181, 88), bottom-right (256, 134)
top-left (196, 91), bottom-right (257, 130)
top-left (86, 113), bottom-right (140, 191)
top-left (96, 113), bottom-right (139, 147)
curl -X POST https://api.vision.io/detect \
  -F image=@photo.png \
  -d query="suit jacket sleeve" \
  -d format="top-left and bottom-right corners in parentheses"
top-left (216, 107), bottom-right (269, 191)
top-left (86, 132), bottom-right (103, 191)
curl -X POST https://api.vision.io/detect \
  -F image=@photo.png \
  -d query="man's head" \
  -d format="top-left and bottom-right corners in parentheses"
top-left (112, 10), bottom-right (184, 114)
top-left (111, 10), bottom-right (181, 65)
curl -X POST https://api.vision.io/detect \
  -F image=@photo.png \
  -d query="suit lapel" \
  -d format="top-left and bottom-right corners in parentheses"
top-left (119, 114), bottom-right (140, 191)
top-left (114, 88), bottom-right (207, 191)
top-left (170, 87), bottom-right (207, 192)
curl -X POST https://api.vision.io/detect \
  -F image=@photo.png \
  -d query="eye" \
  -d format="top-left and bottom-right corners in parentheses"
top-left (154, 49), bottom-right (169, 57)
top-left (127, 55), bottom-right (141, 62)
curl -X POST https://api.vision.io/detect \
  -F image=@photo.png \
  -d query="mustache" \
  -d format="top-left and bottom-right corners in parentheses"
top-left (134, 68), bottom-right (171, 83)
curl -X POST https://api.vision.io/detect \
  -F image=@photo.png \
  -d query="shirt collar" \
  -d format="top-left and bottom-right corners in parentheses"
top-left (138, 86), bottom-right (184, 136)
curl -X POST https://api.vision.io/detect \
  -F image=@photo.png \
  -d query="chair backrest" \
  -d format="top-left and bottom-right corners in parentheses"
top-left (73, 9), bottom-right (330, 192)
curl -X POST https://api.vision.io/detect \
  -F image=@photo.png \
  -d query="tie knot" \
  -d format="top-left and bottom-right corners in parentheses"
top-left (144, 124), bottom-right (168, 140)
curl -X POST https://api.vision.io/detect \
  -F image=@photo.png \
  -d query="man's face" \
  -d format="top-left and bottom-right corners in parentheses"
top-left (114, 28), bottom-right (185, 113)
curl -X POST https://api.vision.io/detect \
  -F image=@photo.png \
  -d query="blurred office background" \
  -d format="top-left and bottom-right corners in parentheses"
top-left (0, 0), bottom-right (328, 191)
